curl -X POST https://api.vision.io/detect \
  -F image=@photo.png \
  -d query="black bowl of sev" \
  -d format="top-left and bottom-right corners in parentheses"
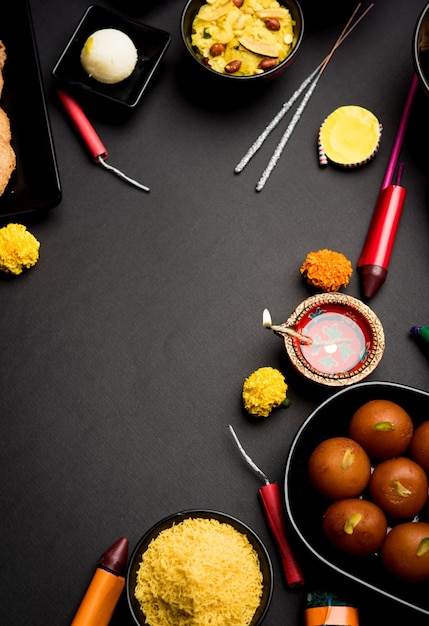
top-left (126, 509), bottom-right (273, 626)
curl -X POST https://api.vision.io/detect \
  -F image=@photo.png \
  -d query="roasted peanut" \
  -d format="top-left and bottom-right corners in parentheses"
top-left (225, 59), bottom-right (242, 73)
top-left (210, 42), bottom-right (226, 56)
top-left (258, 58), bottom-right (277, 70)
top-left (264, 18), bottom-right (281, 31)
top-left (233, 0), bottom-right (244, 6)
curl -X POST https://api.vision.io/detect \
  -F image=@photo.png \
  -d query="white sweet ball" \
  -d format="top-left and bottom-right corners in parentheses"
top-left (80, 28), bottom-right (138, 84)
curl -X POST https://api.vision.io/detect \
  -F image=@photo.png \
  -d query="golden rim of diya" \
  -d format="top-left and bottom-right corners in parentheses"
top-left (277, 293), bottom-right (385, 387)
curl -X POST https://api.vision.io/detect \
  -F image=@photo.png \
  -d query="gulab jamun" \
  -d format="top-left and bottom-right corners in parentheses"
top-left (410, 421), bottom-right (429, 473)
top-left (322, 498), bottom-right (387, 556)
top-left (369, 457), bottom-right (428, 519)
top-left (349, 399), bottom-right (413, 459)
top-left (381, 522), bottom-right (429, 582)
top-left (308, 437), bottom-right (371, 500)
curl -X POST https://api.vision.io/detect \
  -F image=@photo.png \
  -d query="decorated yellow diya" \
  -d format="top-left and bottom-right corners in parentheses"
top-left (264, 294), bottom-right (385, 386)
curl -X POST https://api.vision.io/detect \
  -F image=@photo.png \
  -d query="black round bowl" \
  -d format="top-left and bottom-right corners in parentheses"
top-left (126, 509), bottom-right (273, 626)
top-left (180, 0), bottom-right (304, 82)
top-left (413, 2), bottom-right (429, 96)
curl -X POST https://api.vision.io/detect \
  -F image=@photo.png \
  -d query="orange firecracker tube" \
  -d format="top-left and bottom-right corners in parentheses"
top-left (71, 537), bottom-right (128, 626)
top-left (305, 604), bottom-right (359, 626)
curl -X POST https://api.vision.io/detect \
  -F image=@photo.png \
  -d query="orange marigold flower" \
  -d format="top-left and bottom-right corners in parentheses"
top-left (300, 249), bottom-right (352, 292)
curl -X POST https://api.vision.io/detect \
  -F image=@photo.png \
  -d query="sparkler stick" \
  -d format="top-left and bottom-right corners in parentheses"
top-left (234, 3), bottom-right (374, 190)
top-left (234, 65), bottom-right (321, 174)
top-left (255, 3), bottom-right (366, 191)
top-left (256, 75), bottom-right (321, 190)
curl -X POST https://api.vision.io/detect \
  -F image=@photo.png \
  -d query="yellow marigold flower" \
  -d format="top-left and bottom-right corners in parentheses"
top-left (0, 223), bottom-right (40, 275)
top-left (300, 248), bottom-right (352, 292)
top-left (242, 366), bottom-right (289, 418)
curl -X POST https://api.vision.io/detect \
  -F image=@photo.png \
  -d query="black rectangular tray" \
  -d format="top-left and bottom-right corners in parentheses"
top-left (0, 1), bottom-right (61, 218)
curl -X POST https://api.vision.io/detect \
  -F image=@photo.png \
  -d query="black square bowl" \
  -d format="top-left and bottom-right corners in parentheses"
top-left (52, 4), bottom-right (171, 108)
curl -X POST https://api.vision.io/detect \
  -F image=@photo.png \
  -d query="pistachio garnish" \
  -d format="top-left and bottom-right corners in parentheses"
top-left (390, 479), bottom-right (412, 497)
top-left (341, 449), bottom-right (355, 470)
top-left (344, 513), bottom-right (362, 534)
top-left (416, 537), bottom-right (429, 557)
top-left (373, 421), bottom-right (395, 431)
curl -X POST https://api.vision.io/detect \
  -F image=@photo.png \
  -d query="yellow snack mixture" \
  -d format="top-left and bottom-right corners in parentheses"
top-left (135, 517), bottom-right (263, 626)
top-left (0, 223), bottom-right (40, 275)
top-left (242, 366), bottom-right (289, 418)
top-left (300, 249), bottom-right (353, 292)
top-left (191, 0), bottom-right (295, 76)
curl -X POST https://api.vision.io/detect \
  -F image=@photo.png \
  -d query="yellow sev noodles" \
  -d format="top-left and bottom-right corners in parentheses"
top-left (134, 517), bottom-right (263, 626)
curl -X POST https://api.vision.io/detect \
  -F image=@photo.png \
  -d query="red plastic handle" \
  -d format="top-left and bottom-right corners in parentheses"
top-left (259, 482), bottom-right (304, 587)
top-left (357, 184), bottom-right (406, 269)
top-left (56, 89), bottom-right (107, 161)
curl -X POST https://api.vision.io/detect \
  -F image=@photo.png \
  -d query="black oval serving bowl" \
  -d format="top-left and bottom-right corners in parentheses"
top-left (284, 381), bottom-right (429, 618)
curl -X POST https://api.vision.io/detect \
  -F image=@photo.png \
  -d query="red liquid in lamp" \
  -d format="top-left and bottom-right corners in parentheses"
top-left (298, 309), bottom-right (369, 375)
